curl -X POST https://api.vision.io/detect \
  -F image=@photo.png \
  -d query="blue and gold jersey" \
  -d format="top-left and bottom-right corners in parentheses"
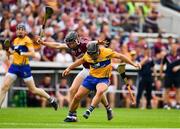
top-left (83, 47), bottom-right (117, 78)
top-left (13, 36), bottom-right (33, 65)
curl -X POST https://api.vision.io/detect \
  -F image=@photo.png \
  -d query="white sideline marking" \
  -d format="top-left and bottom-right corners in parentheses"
top-left (0, 122), bottom-right (180, 129)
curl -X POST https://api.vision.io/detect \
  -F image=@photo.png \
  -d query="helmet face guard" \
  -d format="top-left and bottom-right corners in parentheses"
top-left (88, 52), bottom-right (99, 60)
top-left (16, 24), bottom-right (26, 38)
top-left (16, 24), bottom-right (26, 31)
top-left (87, 42), bottom-right (99, 60)
top-left (87, 50), bottom-right (99, 56)
top-left (66, 40), bottom-right (79, 49)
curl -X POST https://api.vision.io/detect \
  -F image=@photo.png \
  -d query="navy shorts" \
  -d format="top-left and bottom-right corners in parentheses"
top-left (8, 64), bottom-right (32, 79)
top-left (82, 75), bottom-right (110, 91)
top-left (164, 75), bottom-right (180, 88)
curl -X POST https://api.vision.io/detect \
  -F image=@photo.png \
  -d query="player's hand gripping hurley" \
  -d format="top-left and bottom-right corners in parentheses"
top-left (39, 6), bottom-right (54, 38)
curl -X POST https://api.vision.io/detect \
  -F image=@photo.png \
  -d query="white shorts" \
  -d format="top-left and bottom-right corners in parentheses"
top-left (6, 72), bottom-right (33, 82)
top-left (76, 68), bottom-right (89, 79)
top-left (107, 85), bottom-right (116, 93)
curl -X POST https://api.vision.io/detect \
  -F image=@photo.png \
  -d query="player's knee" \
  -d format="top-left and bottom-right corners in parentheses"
top-left (96, 90), bottom-right (104, 95)
top-left (29, 87), bottom-right (38, 94)
top-left (1, 86), bottom-right (8, 92)
top-left (1, 83), bottom-right (10, 92)
top-left (74, 94), bottom-right (82, 101)
top-left (69, 87), bottom-right (77, 96)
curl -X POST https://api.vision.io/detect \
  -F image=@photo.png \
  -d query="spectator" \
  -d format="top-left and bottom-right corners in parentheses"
top-left (89, 24), bottom-right (98, 40)
top-left (25, 15), bottom-right (35, 33)
top-left (167, 36), bottom-right (175, 52)
top-left (53, 31), bottom-right (65, 43)
top-left (116, 1), bottom-right (128, 14)
top-left (143, 9), bottom-right (159, 33)
top-left (154, 34), bottom-right (167, 56)
top-left (122, 78), bottom-right (136, 108)
top-left (0, 43), bottom-right (9, 72)
top-left (1, 20), bottom-right (13, 38)
top-left (39, 75), bottom-right (55, 107)
top-left (122, 15), bottom-right (140, 32)
top-left (120, 44), bottom-right (131, 60)
top-left (41, 28), bottom-right (57, 61)
top-left (137, 37), bottom-right (147, 49)
top-left (0, 10), bottom-right (10, 33)
top-left (141, 1), bottom-right (152, 16)
top-left (127, 34), bottom-right (137, 52)
top-left (160, 43), bottom-right (180, 109)
top-left (151, 80), bottom-right (164, 109)
top-left (168, 87), bottom-right (177, 108)
top-left (57, 78), bottom-right (70, 108)
top-left (24, 4), bottom-right (33, 18)
top-left (136, 45), bottom-right (156, 109)
top-left (54, 48), bottom-right (73, 63)
top-left (44, 27), bottom-right (55, 41)
top-left (126, 1), bottom-right (136, 15)
top-left (10, 12), bottom-right (24, 32)
top-left (101, 23), bottom-right (111, 40)
top-left (41, 45), bottom-right (57, 61)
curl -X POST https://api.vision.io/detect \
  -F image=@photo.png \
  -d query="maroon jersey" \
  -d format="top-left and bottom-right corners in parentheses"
top-left (163, 53), bottom-right (180, 76)
top-left (70, 37), bottom-right (90, 68)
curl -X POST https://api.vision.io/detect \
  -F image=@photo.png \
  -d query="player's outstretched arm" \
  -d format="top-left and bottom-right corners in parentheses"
top-left (44, 41), bottom-right (67, 49)
top-left (113, 52), bottom-right (141, 69)
top-left (38, 39), bottom-right (68, 49)
top-left (62, 58), bottom-right (85, 77)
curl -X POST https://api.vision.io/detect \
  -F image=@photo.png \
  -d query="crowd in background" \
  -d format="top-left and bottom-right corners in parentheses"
top-left (0, 0), bottom-right (179, 109)
top-left (0, 0), bottom-right (169, 67)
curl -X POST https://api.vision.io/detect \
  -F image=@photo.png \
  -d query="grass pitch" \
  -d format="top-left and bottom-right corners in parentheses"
top-left (0, 108), bottom-right (179, 128)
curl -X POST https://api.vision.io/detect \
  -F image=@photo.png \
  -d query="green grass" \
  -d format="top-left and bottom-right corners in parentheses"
top-left (0, 108), bottom-right (179, 128)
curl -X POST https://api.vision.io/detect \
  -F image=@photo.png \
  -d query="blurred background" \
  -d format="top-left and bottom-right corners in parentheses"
top-left (0, 0), bottom-right (179, 109)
